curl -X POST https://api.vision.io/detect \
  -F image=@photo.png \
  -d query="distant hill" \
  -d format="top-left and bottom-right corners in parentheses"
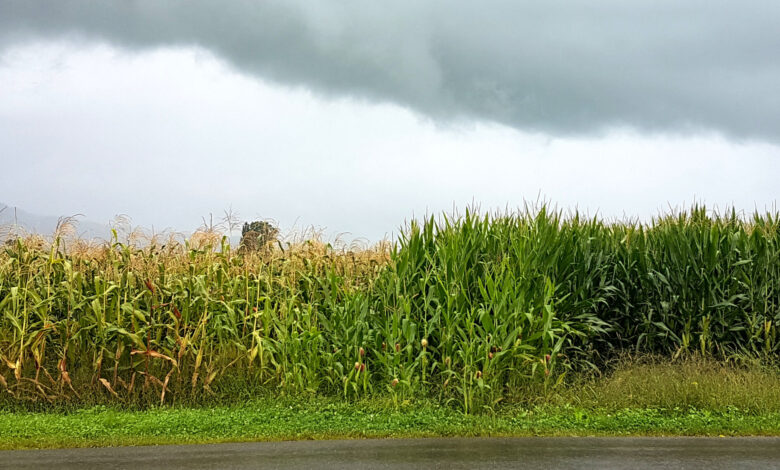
top-left (0, 203), bottom-right (111, 240)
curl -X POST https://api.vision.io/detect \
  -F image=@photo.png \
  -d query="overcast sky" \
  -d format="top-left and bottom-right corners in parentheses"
top-left (1, 1), bottom-right (779, 241)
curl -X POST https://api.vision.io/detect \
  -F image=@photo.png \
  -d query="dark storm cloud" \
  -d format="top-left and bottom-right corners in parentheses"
top-left (2, 0), bottom-right (779, 141)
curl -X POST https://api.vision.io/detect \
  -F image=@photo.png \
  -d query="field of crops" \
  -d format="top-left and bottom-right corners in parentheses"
top-left (1, 206), bottom-right (779, 412)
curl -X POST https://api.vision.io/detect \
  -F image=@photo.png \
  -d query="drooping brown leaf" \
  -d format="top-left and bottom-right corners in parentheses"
top-left (160, 368), bottom-right (174, 405)
top-left (130, 349), bottom-right (178, 367)
top-left (204, 370), bottom-right (218, 388)
top-left (140, 372), bottom-right (165, 388)
top-left (99, 378), bottom-right (119, 397)
top-left (61, 370), bottom-right (72, 386)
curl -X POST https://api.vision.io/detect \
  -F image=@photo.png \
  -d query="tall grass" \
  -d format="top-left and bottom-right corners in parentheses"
top-left (1, 205), bottom-right (779, 412)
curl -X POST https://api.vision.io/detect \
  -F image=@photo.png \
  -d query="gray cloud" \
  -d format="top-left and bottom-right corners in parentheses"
top-left (2, 0), bottom-right (780, 141)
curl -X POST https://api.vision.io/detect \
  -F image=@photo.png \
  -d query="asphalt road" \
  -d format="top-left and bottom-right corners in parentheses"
top-left (3, 437), bottom-right (780, 469)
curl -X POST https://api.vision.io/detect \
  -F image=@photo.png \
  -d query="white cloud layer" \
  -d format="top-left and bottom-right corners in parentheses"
top-left (1, 43), bottom-right (778, 240)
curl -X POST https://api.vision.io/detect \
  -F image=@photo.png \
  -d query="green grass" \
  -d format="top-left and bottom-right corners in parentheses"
top-left (3, 359), bottom-right (780, 450)
top-left (2, 398), bottom-right (779, 450)
top-left (583, 361), bottom-right (779, 411)
top-left (548, 356), bottom-right (780, 412)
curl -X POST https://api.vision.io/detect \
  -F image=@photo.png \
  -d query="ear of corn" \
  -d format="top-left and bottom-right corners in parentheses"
top-left (1, 205), bottom-right (778, 411)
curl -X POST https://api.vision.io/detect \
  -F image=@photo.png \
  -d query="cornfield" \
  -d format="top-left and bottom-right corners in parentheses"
top-left (1, 205), bottom-right (779, 412)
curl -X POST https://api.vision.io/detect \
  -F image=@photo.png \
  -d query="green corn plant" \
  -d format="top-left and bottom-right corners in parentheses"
top-left (1, 204), bottom-right (779, 409)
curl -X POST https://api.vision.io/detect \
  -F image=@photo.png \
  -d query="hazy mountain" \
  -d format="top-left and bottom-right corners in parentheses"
top-left (0, 203), bottom-right (111, 240)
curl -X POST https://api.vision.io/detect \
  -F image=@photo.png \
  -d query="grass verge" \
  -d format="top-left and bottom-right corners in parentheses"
top-left (2, 398), bottom-right (780, 450)
top-left (3, 359), bottom-right (780, 450)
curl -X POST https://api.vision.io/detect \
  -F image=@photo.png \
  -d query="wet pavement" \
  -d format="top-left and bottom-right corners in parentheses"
top-left (2, 437), bottom-right (780, 469)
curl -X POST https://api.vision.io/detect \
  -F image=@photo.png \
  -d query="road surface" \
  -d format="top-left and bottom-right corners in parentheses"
top-left (3, 437), bottom-right (780, 469)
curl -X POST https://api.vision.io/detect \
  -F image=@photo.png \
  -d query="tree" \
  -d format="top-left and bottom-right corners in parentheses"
top-left (240, 220), bottom-right (279, 251)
